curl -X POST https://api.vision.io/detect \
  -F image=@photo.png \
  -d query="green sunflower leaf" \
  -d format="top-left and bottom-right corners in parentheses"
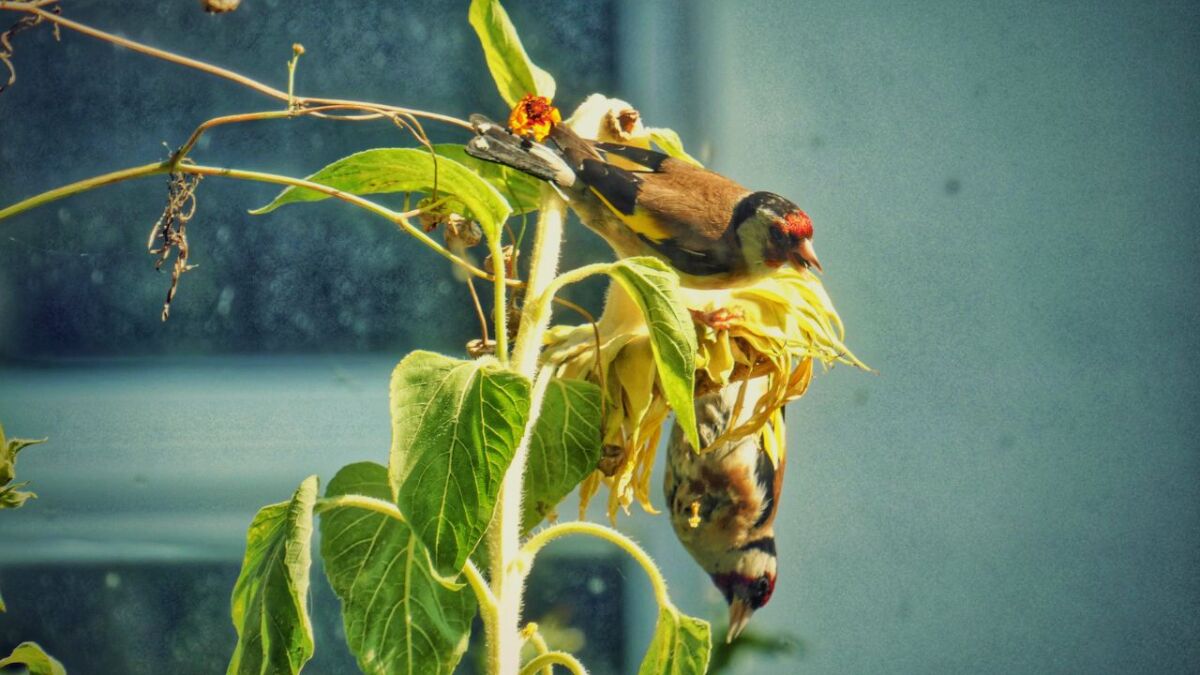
top-left (388, 351), bottom-right (530, 576)
top-left (522, 378), bottom-right (603, 533)
top-left (468, 0), bottom-right (556, 106)
top-left (320, 462), bottom-right (475, 675)
top-left (0, 642), bottom-right (66, 675)
top-left (227, 476), bottom-right (318, 675)
top-left (607, 257), bottom-right (700, 449)
top-left (638, 605), bottom-right (712, 675)
top-left (249, 148), bottom-right (512, 242)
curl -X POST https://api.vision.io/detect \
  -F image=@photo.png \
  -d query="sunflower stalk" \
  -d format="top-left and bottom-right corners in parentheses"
top-left (490, 184), bottom-right (565, 670)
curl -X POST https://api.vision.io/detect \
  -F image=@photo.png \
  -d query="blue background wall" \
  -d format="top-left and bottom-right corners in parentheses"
top-left (616, 1), bottom-right (1199, 672)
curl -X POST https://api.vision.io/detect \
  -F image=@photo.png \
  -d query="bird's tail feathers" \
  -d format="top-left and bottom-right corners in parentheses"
top-left (465, 115), bottom-right (576, 187)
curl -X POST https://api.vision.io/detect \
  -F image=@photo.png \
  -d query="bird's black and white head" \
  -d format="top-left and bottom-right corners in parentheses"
top-left (707, 536), bottom-right (778, 643)
top-left (736, 192), bottom-right (822, 274)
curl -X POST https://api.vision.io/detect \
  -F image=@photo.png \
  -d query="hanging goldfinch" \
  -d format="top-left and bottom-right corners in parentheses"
top-left (663, 378), bottom-right (787, 643)
top-left (465, 100), bottom-right (821, 290)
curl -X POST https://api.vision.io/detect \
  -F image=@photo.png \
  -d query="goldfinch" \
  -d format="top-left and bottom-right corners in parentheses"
top-left (663, 379), bottom-right (785, 642)
top-left (465, 114), bottom-right (821, 289)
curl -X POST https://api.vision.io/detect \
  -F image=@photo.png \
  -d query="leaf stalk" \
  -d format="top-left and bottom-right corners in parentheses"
top-left (520, 520), bottom-right (672, 610)
top-left (519, 651), bottom-right (588, 675)
top-left (313, 494), bottom-right (498, 612)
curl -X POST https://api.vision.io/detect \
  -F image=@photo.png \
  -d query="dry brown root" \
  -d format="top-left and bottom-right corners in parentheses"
top-left (146, 171), bottom-right (203, 321)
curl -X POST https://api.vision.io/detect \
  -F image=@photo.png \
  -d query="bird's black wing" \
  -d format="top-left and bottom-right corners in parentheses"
top-left (593, 142), bottom-right (671, 172)
top-left (573, 142), bottom-right (674, 215)
top-left (638, 237), bottom-right (736, 276)
top-left (576, 148), bottom-right (735, 276)
top-left (576, 158), bottom-right (643, 215)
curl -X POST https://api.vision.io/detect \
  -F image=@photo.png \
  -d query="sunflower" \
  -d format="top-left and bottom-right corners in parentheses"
top-left (541, 266), bottom-right (865, 521)
top-left (531, 95), bottom-right (867, 521)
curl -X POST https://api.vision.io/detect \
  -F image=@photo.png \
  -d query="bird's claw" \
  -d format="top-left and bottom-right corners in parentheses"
top-left (689, 307), bottom-right (745, 332)
top-left (466, 339), bottom-right (496, 358)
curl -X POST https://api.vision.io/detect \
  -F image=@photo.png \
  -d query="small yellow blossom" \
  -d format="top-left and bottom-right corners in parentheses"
top-left (508, 94), bottom-right (561, 142)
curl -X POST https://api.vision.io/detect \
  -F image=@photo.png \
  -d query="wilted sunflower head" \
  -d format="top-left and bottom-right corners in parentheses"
top-left (533, 95), bottom-right (866, 521)
top-left (542, 266), bottom-right (866, 521)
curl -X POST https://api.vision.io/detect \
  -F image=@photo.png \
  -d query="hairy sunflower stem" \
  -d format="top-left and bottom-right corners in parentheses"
top-left (490, 367), bottom-right (553, 675)
top-left (510, 188), bottom-right (568, 374)
top-left (490, 233), bottom-right (509, 366)
top-left (489, 186), bottom-right (568, 675)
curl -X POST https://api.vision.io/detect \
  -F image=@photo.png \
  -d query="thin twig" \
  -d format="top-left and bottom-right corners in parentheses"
top-left (170, 103), bottom-right (418, 167)
top-left (548, 296), bottom-right (607, 399)
top-left (0, 160), bottom-right (525, 290)
top-left (466, 276), bottom-right (491, 345)
top-left (178, 164), bottom-right (502, 282)
top-left (0, 2), bottom-right (473, 129)
top-left (0, 162), bottom-right (170, 220)
top-left (0, 1), bottom-right (57, 94)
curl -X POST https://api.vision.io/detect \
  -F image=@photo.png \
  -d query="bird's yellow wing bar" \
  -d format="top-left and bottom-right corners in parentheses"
top-left (587, 185), bottom-right (674, 242)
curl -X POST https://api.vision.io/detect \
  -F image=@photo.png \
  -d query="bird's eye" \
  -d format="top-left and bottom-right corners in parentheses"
top-left (749, 577), bottom-right (773, 607)
top-left (769, 224), bottom-right (788, 243)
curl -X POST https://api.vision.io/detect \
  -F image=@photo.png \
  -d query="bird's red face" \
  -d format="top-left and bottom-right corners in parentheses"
top-left (712, 572), bottom-right (777, 609)
top-left (765, 210), bottom-right (822, 273)
top-left (711, 571), bottom-right (777, 641)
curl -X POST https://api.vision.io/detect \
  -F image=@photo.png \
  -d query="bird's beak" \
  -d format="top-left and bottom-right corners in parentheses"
top-left (792, 238), bottom-right (822, 273)
top-left (726, 598), bottom-right (755, 643)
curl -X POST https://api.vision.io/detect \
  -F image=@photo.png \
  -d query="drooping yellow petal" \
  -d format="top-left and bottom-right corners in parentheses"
top-left (546, 266), bottom-right (866, 522)
top-left (614, 339), bottom-right (657, 436)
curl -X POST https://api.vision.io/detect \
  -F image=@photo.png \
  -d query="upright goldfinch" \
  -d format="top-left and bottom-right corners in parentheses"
top-left (663, 379), bottom-right (785, 642)
top-left (465, 114), bottom-right (821, 289)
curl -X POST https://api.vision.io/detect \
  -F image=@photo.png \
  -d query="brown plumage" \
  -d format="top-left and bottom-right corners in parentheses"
top-left (466, 115), bottom-right (822, 288)
top-left (631, 159), bottom-right (750, 242)
top-left (664, 378), bottom-right (785, 642)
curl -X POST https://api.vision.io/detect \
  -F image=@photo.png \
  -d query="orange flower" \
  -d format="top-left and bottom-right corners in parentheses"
top-left (508, 94), bottom-right (561, 142)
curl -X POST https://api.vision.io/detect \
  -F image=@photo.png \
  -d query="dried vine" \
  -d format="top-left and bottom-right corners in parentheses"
top-left (146, 170), bottom-right (203, 321)
top-left (0, 1), bottom-right (57, 93)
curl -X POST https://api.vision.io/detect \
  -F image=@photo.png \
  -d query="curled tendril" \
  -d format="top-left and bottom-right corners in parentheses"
top-left (147, 169), bottom-right (203, 321)
top-left (0, 4), bottom-right (60, 95)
